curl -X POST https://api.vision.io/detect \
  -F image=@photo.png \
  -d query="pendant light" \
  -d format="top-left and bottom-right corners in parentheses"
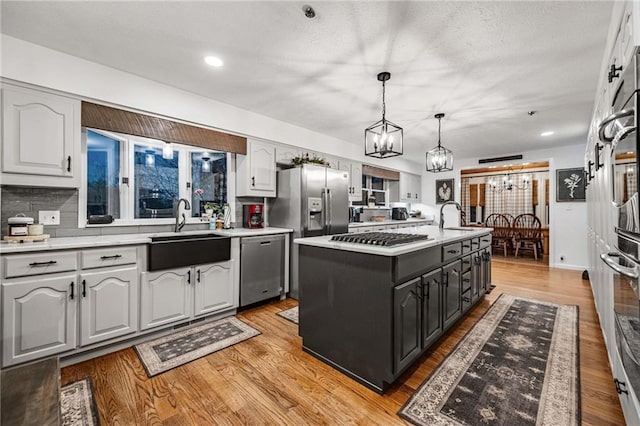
top-left (162, 142), bottom-right (173, 159)
top-left (365, 72), bottom-right (403, 159)
top-left (145, 150), bottom-right (155, 167)
top-left (426, 113), bottom-right (454, 172)
top-left (201, 156), bottom-right (211, 172)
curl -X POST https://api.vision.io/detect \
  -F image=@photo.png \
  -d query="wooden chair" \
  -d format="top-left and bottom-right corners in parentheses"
top-left (512, 214), bottom-right (543, 260)
top-left (460, 210), bottom-right (467, 226)
top-left (485, 213), bottom-right (511, 256)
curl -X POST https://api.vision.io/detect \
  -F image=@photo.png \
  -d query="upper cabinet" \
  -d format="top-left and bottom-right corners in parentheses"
top-left (1, 84), bottom-right (81, 188)
top-left (399, 173), bottom-right (422, 203)
top-left (338, 161), bottom-right (362, 202)
top-left (236, 139), bottom-right (276, 197)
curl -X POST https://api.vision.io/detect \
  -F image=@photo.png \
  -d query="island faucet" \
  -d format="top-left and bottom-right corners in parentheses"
top-left (439, 200), bottom-right (462, 229)
top-left (174, 198), bottom-right (191, 232)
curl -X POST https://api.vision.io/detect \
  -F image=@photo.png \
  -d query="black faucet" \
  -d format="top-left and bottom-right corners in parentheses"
top-left (174, 198), bottom-right (191, 232)
top-left (439, 201), bottom-right (462, 229)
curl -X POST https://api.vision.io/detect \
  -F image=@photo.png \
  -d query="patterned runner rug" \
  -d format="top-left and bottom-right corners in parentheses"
top-left (277, 306), bottom-right (299, 324)
top-left (135, 316), bottom-right (260, 377)
top-left (399, 294), bottom-right (580, 425)
top-left (61, 377), bottom-right (99, 426)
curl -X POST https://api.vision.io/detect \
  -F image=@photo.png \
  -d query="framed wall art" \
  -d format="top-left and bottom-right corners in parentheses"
top-left (435, 178), bottom-right (454, 204)
top-left (556, 168), bottom-right (586, 202)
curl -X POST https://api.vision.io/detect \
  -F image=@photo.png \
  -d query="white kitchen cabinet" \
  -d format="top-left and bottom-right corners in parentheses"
top-left (140, 260), bottom-right (236, 330)
top-left (399, 173), bottom-right (422, 203)
top-left (140, 267), bottom-right (192, 330)
top-left (2, 274), bottom-right (77, 367)
top-left (79, 267), bottom-right (138, 346)
top-left (1, 84), bottom-right (81, 188)
top-left (339, 161), bottom-right (362, 202)
top-left (194, 261), bottom-right (235, 316)
top-left (236, 139), bottom-right (276, 197)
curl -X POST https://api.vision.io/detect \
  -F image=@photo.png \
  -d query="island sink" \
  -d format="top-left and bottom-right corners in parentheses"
top-left (148, 234), bottom-right (230, 271)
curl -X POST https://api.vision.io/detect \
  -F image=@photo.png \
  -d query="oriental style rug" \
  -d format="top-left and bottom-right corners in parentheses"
top-left (398, 294), bottom-right (580, 426)
top-left (61, 377), bottom-right (100, 426)
top-left (277, 306), bottom-right (299, 324)
top-left (135, 317), bottom-right (260, 377)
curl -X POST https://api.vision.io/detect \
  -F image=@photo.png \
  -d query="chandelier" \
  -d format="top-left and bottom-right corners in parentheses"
top-left (365, 72), bottom-right (403, 159)
top-left (488, 169), bottom-right (532, 192)
top-left (426, 113), bottom-right (454, 172)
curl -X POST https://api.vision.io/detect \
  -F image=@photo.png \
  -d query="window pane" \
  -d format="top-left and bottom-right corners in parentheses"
top-left (191, 152), bottom-right (227, 217)
top-left (134, 145), bottom-right (179, 218)
top-left (86, 130), bottom-right (120, 218)
top-left (362, 174), bottom-right (367, 188)
top-left (372, 177), bottom-right (384, 190)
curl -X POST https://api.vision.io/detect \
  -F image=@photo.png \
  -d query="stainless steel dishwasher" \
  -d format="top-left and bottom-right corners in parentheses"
top-left (240, 234), bottom-right (285, 306)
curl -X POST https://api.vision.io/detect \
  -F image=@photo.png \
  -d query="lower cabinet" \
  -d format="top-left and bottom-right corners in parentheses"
top-left (393, 277), bottom-right (422, 372)
top-left (421, 268), bottom-right (443, 348)
top-left (443, 260), bottom-right (462, 329)
top-left (2, 274), bottom-right (77, 366)
top-left (79, 267), bottom-right (138, 346)
top-left (140, 260), bottom-right (235, 331)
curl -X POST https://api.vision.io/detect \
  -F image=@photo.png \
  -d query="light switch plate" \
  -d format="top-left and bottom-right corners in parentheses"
top-left (39, 210), bottom-right (60, 225)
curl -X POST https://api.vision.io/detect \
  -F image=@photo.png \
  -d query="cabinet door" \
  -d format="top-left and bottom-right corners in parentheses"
top-left (2, 274), bottom-right (77, 367)
top-left (140, 267), bottom-right (192, 330)
top-left (349, 163), bottom-right (363, 202)
top-left (394, 277), bottom-right (422, 373)
top-left (79, 267), bottom-right (138, 346)
top-left (411, 174), bottom-right (422, 202)
top-left (2, 85), bottom-right (79, 180)
top-left (194, 260), bottom-right (235, 317)
top-left (421, 268), bottom-right (442, 348)
top-left (249, 140), bottom-right (276, 192)
top-left (399, 173), bottom-right (411, 201)
top-left (443, 260), bottom-right (462, 330)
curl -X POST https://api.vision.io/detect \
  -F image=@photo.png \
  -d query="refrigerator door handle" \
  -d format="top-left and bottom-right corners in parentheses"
top-left (327, 188), bottom-right (332, 234)
top-left (321, 187), bottom-right (328, 234)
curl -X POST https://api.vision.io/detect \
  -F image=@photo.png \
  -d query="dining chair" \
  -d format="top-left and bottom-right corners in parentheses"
top-left (512, 214), bottom-right (543, 260)
top-left (485, 213), bottom-right (511, 256)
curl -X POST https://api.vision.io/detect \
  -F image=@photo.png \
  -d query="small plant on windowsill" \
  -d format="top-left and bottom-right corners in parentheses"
top-left (291, 153), bottom-right (329, 167)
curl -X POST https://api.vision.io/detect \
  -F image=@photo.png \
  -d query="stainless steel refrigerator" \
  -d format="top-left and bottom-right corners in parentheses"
top-left (269, 164), bottom-right (349, 299)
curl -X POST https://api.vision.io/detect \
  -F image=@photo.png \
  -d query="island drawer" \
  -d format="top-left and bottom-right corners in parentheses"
top-left (442, 242), bottom-right (462, 262)
top-left (4, 251), bottom-right (77, 278)
top-left (461, 239), bottom-right (473, 254)
top-left (81, 246), bottom-right (138, 269)
top-left (470, 237), bottom-right (481, 251)
top-left (479, 235), bottom-right (492, 249)
top-left (461, 255), bottom-right (472, 273)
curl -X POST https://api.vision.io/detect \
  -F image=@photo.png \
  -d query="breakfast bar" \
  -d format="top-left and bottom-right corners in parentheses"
top-left (295, 226), bottom-right (492, 393)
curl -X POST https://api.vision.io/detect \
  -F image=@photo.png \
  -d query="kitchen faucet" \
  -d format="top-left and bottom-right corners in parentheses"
top-left (439, 200), bottom-right (462, 229)
top-left (174, 198), bottom-right (191, 232)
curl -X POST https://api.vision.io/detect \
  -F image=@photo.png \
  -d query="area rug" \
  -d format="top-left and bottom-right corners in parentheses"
top-left (135, 316), bottom-right (260, 377)
top-left (398, 294), bottom-right (580, 426)
top-left (61, 377), bottom-right (100, 426)
top-left (277, 306), bottom-right (299, 324)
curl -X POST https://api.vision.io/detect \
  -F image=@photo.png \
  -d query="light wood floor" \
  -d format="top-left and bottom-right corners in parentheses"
top-left (62, 259), bottom-right (625, 425)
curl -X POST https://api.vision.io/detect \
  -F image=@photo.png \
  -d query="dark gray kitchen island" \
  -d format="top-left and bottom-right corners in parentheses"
top-left (295, 226), bottom-right (492, 393)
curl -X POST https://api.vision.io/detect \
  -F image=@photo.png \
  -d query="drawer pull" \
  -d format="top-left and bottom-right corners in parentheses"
top-left (471, 241), bottom-right (479, 245)
top-left (463, 278), bottom-right (470, 283)
top-left (100, 254), bottom-right (123, 260)
top-left (463, 244), bottom-right (470, 248)
top-left (29, 260), bottom-right (57, 267)
top-left (463, 296), bottom-right (471, 303)
top-left (447, 250), bottom-right (459, 254)
top-left (482, 239), bottom-right (490, 243)
top-left (260, 241), bottom-right (272, 246)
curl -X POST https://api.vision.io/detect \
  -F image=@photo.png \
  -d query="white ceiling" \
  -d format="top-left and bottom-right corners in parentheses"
top-left (1, 1), bottom-right (614, 164)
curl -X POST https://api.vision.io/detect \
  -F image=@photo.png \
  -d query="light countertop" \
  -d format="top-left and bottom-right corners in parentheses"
top-left (0, 227), bottom-right (293, 254)
top-left (294, 225), bottom-right (492, 256)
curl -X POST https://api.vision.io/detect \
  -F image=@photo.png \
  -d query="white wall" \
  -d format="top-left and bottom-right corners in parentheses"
top-left (419, 144), bottom-right (588, 270)
top-left (0, 34), bottom-right (423, 175)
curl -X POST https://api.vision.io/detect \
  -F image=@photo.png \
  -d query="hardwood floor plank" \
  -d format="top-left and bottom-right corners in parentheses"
top-left (61, 258), bottom-right (626, 425)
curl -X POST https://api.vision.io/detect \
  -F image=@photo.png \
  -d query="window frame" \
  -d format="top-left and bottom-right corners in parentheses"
top-left (79, 128), bottom-right (234, 228)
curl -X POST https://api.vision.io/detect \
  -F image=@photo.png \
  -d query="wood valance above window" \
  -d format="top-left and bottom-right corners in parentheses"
top-left (81, 101), bottom-right (247, 154)
top-left (362, 164), bottom-right (400, 181)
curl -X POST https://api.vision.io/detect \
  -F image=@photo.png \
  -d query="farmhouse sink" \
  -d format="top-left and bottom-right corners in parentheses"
top-left (148, 233), bottom-right (231, 271)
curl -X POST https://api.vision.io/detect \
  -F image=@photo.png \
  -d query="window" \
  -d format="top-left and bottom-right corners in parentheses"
top-left (86, 130), bottom-right (120, 218)
top-left (82, 128), bottom-right (229, 225)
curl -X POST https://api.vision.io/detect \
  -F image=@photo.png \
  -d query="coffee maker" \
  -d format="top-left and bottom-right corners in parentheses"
top-left (243, 204), bottom-right (264, 228)
top-left (349, 207), bottom-right (362, 223)
top-left (392, 207), bottom-right (409, 220)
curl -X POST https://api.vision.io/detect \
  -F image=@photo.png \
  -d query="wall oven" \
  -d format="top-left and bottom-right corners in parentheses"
top-left (599, 47), bottom-right (640, 401)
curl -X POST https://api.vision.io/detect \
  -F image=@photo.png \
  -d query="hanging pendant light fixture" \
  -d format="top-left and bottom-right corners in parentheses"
top-left (145, 149), bottom-right (156, 167)
top-left (426, 113), bottom-right (454, 172)
top-left (201, 156), bottom-right (211, 173)
top-left (162, 142), bottom-right (173, 159)
top-left (365, 72), bottom-right (403, 159)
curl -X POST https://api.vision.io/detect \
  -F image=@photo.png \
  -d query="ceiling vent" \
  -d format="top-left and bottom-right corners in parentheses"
top-left (479, 154), bottom-right (523, 164)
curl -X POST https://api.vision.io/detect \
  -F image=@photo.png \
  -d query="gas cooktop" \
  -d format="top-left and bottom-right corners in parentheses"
top-left (330, 232), bottom-right (433, 246)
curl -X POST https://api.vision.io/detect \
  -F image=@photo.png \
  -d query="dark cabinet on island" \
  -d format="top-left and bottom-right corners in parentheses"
top-left (295, 227), bottom-right (492, 393)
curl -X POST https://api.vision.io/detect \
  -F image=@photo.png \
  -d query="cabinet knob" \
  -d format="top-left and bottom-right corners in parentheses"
top-left (251, 176), bottom-right (255, 187)
top-left (608, 63), bottom-right (623, 83)
top-left (82, 280), bottom-right (87, 298)
top-left (67, 156), bottom-right (72, 172)
top-left (70, 282), bottom-right (75, 300)
top-left (614, 378), bottom-right (629, 395)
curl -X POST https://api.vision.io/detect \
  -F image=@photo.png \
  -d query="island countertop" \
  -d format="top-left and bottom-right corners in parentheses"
top-left (294, 225), bottom-right (492, 256)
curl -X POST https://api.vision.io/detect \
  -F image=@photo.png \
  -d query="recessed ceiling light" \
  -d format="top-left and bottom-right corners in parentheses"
top-left (204, 56), bottom-right (224, 67)
top-left (540, 131), bottom-right (554, 137)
